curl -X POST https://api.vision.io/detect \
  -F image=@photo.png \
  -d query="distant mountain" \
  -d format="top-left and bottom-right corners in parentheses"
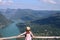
top-left (31, 13), bottom-right (60, 28)
top-left (0, 12), bottom-right (12, 29)
top-left (0, 9), bottom-right (59, 21)
top-left (11, 9), bottom-right (59, 21)
top-left (0, 9), bottom-right (16, 19)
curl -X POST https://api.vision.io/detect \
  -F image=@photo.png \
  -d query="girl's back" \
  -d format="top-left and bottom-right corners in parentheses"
top-left (25, 31), bottom-right (33, 40)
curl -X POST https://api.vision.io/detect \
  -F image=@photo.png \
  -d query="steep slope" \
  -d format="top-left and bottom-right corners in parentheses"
top-left (31, 13), bottom-right (60, 28)
top-left (0, 12), bottom-right (12, 29)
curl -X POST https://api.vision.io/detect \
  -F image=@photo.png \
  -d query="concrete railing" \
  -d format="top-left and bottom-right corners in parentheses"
top-left (0, 36), bottom-right (60, 40)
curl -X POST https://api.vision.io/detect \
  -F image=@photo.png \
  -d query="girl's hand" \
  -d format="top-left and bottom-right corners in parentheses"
top-left (32, 36), bottom-right (35, 38)
top-left (17, 35), bottom-right (21, 38)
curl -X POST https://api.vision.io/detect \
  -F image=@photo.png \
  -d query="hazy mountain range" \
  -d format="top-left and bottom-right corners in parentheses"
top-left (0, 9), bottom-right (60, 21)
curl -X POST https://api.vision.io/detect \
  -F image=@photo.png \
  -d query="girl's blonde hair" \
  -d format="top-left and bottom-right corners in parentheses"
top-left (26, 27), bottom-right (31, 31)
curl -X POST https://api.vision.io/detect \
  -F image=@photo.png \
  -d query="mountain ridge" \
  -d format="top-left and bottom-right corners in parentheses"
top-left (0, 9), bottom-right (59, 21)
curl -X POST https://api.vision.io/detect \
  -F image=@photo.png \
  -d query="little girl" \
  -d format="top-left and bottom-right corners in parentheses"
top-left (18, 27), bottom-right (34, 40)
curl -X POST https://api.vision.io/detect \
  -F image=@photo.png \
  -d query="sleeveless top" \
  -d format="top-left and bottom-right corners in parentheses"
top-left (20, 31), bottom-right (33, 40)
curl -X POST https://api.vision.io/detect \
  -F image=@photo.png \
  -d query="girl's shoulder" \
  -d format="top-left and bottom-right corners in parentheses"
top-left (29, 31), bottom-right (32, 34)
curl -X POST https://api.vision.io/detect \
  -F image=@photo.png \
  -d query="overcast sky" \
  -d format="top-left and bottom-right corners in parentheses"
top-left (0, 0), bottom-right (60, 10)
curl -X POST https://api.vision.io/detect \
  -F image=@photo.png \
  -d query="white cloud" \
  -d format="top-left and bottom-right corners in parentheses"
top-left (0, 0), bottom-right (2, 3)
top-left (43, 0), bottom-right (57, 4)
top-left (0, 0), bottom-right (1, 2)
top-left (4, 0), bottom-right (13, 3)
top-left (0, 0), bottom-right (13, 4)
top-left (7, 0), bottom-right (13, 3)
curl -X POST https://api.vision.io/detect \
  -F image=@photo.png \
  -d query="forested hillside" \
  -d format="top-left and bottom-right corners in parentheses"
top-left (0, 12), bottom-right (12, 29)
top-left (16, 13), bottom-right (60, 36)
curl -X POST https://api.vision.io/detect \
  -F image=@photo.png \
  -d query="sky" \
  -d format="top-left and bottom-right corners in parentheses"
top-left (0, 0), bottom-right (60, 10)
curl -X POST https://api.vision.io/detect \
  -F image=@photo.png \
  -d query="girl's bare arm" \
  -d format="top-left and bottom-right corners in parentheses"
top-left (17, 32), bottom-right (26, 37)
top-left (30, 31), bottom-right (35, 38)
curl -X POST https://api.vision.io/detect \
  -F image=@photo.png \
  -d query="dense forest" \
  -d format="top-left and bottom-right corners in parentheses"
top-left (16, 13), bottom-right (60, 35)
top-left (16, 13), bottom-right (60, 40)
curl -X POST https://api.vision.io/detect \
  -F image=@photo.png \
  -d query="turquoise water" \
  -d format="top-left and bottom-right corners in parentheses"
top-left (0, 20), bottom-right (24, 40)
